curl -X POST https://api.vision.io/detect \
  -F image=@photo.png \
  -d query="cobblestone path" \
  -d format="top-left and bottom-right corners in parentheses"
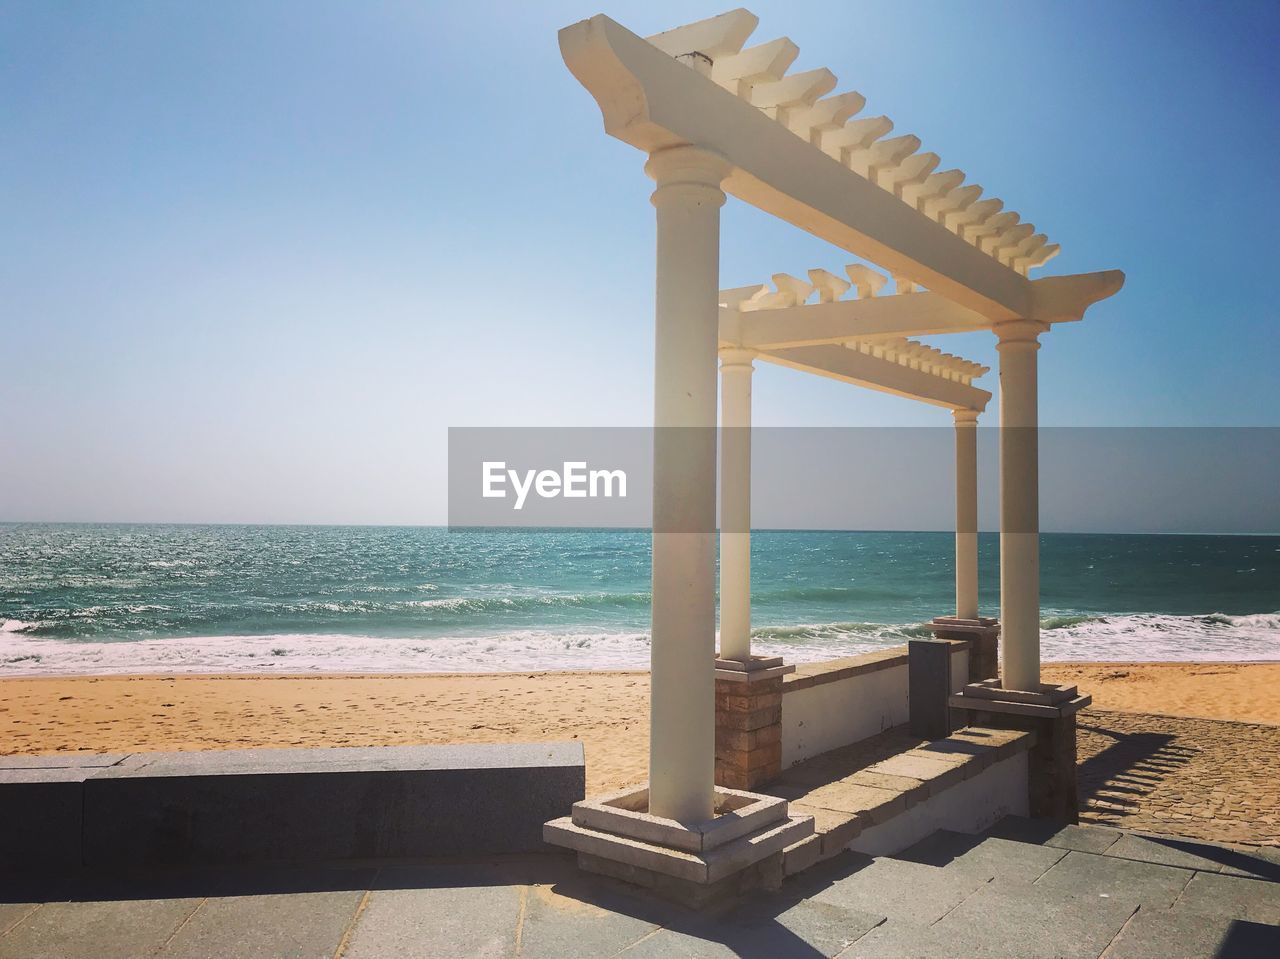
top-left (1077, 708), bottom-right (1280, 846)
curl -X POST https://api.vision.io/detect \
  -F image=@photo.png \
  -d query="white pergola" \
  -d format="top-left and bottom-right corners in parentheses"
top-left (560, 8), bottom-right (1124, 824)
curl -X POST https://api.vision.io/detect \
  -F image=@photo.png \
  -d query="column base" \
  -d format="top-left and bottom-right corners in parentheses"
top-left (543, 783), bottom-right (814, 905)
top-left (928, 616), bottom-right (1000, 683)
top-left (949, 681), bottom-right (1090, 823)
top-left (714, 657), bottom-right (794, 789)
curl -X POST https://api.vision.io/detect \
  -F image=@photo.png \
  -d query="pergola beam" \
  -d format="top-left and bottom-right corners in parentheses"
top-left (720, 269), bottom-right (1127, 348)
top-left (759, 344), bottom-right (991, 411)
top-left (560, 14), bottom-right (1036, 320)
top-left (722, 293), bottom-right (986, 346)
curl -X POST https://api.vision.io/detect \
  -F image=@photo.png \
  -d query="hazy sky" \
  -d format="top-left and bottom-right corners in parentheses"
top-left (2, 1), bottom-right (1277, 526)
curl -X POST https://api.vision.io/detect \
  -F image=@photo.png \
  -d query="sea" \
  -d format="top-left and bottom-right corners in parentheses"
top-left (1, 524), bottom-right (1277, 675)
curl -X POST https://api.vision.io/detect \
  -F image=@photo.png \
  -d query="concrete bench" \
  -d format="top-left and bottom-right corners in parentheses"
top-left (0, 743), bottom-right (585, 872)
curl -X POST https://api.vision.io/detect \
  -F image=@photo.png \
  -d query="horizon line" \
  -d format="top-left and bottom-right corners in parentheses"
top-left (1, 521), bottom-right (1277, 538)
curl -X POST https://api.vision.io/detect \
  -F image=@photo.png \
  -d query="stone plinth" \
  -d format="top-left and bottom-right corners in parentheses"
top-left (544, 783), bottom-right (813, 906)
top-left (928, 616), bottom-right (1000, 683)
top-left (714, 656), bottom-right (793, 789)
top-left (949, 681), bottom-right (1089, 823)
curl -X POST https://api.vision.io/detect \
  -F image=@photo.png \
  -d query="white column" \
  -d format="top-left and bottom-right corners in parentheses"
top-left (718, 348), bottom-right (755, 662)
top-left (644, 144), bottom-right (730, 823)
top-left (953, 408), bottom-right (980, 621)
top-left (995, 320), bottom-right (1047, 691)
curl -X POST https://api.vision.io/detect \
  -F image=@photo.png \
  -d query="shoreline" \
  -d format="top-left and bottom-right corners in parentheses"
top-left (2, 658), bottom-right (1280, 685)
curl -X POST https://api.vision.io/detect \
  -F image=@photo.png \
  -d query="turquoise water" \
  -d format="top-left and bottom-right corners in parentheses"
top-left (1, 524), bottom-right (1277, 673)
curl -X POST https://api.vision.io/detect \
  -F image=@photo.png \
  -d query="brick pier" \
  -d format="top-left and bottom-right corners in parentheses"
top-left (714, 658), bottom-right (790, 790)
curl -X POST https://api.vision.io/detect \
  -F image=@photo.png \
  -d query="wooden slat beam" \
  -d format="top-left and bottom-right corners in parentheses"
top-left (719, 269), bottom-right (1127, 348)
top-left (759, 344), bottom-right (991, 411)
top-left (721, 293), bottom-right (989, 347)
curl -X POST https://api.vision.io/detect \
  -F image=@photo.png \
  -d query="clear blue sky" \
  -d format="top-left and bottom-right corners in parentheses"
top-left (2, 1), bottom-right (1277, 524)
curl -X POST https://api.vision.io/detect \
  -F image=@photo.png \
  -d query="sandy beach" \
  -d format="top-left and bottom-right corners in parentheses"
top-left (1, 661), bottom-right (1275, 794)
top-left (1041, 661), bottom-right (1280, 726)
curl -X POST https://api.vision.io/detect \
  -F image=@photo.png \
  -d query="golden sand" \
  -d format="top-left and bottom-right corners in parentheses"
top-left (1, 662), bottom-right (1275, 794)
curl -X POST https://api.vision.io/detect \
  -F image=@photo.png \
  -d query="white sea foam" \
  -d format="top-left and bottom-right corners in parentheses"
top-left (1039, 611), bottom-right (1280, 661)
top-left (0, 630), bottom-right (656, 675)
top-left (0, 611), bottom-right (1276, 676)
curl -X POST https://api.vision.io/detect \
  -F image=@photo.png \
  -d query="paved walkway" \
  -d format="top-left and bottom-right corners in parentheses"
top-left (1078, 709), bottom-right (1280, 846)
top-left (2, 818), bottom-right (1277, 958)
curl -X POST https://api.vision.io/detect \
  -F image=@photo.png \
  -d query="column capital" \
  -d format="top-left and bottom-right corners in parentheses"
top-left (952, 408), bottom-right (981, 426)
top-left (993, 318), bottom-right (1049, 352)
top-left (718, 347), bottom-right (757, 371)
top-left (645, 144), bottom-right (732, 201)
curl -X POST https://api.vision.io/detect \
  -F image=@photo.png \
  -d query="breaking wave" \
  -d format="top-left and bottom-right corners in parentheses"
top-left (2, 610), bottom-right (1277, 676)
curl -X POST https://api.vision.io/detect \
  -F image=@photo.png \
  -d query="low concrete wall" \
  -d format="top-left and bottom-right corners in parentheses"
top-left (782, 643), bottom-right (969, 769)
top-left (1, 743), bottom-right (584, 872)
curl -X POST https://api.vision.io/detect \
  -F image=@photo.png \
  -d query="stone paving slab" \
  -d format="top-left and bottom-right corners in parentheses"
top-left (892, 829), bottom-right (1067, 883)
top-left (0, 897), bottom-right (201, 959)
top-left (1118, 832), bottom-right (1280, 881)
top-left (1251, 845), bottom-right (1280, 866)
top-left (616, 896), bottom-right (882, 958)
top-left (1106, 832), bottom-right (1271, 876)
top-left (933, 884), bottom-right (1139, 959)
top-left (1032, 849), bottom-right (1193, 909)
top-left (793, 782), bottom-right (907, 824)
top-left (982, 814), bottom-right (1121, 854)
top-left (838, 919), bottom-right (1045, 959)
top-left (516, 883), bottom-right (665, 959)
top-left (790, 805), bottom-right (864, 858)
top-left (157, 888), bottom-right (365, 959)
top-left (0, 904), bottom-right (36, 937)
top-left (864, 754), bottom-right (962, 790)
top-left (844, 886), bottom-right (1136, 959)
top-left (342, 871), bottom-right (525, 958)
top-left (1102, 907), bottom-right (1280, 959)
top-left (1172, 871), bottom-right (1280, 925)
top-left (802, 854), bottom-right (992, 925)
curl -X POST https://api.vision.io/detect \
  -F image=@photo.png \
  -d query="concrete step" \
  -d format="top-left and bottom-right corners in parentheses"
top-left (1103, 903), bottom-right (1280, 959)
top-left (794, 853), bottom-right (994, 926)
top-left (982, 812), bottom-right (1123, 854)
top-left (844, 881), bottom-right (1141, 959)
top-left (983, 814), bottom-right (1280, 882)
top-left (832, 824), bottom-right (1280, 957)
top-left (889, 828), bottom-right (1067, 883)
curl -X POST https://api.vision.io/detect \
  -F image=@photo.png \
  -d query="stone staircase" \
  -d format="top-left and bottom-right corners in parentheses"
top-left (758, 816), bottom-right (1280, 958)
